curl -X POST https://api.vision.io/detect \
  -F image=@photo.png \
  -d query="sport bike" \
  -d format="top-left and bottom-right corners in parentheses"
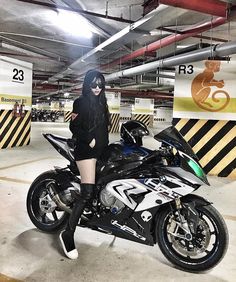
top-left (27, 123), bottom-right (228, 272)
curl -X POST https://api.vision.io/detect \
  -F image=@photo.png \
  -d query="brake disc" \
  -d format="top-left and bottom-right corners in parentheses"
top-left (39, 190), bottom-right (57, 213)
top-left (169, 218), bottom-right (211, 257)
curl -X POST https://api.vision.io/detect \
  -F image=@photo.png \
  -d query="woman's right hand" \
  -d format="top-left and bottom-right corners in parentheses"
top-left (89, 138), bottom-right (96, 148)
top-left (71, 113), bottom-right (78, 120)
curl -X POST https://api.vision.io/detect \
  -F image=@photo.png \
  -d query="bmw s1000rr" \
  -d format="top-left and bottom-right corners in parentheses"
top-left (26, 124), bottom-right (228, 272)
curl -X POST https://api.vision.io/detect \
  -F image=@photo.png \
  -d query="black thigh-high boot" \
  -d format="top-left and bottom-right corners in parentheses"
top-left (59, 183), bottom-right (94, 259)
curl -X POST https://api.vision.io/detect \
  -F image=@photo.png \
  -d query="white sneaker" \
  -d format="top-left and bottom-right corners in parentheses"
top-left (59, 231), bottom-right (78, 260)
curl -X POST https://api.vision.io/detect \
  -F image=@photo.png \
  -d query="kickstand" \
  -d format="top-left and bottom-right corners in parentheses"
top-left (109, 236), bottom-right (116, 248)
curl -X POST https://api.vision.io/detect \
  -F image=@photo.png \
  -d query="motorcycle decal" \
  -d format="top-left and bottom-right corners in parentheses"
top-left (141, 211), bottom-right (152, 222)
top-left (144, 179), bottom-right (182, 198)
top-left (136, 177), bottom-right (195, 211)
top-left (106, 177), bottom-right (195, 212)
top-left (106, 180), bottom-right (148, 209)
top-left (111, 220), bottom-right (146, 241)
top-left (113, 184), bottom-right (134, 204)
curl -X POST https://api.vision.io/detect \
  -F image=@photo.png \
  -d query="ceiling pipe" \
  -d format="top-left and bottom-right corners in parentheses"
top-left (159, 27), bottom-right (228, 43)
top-left (16, 0), bottom-right (134, 24)
top-left (0, 42), bottom-right (67, 63)
top-left (101, 0), bottom-right (236, 70)
top-left (49, 5), bottom-right (169, 81)
top-left (101, 17), bottom-right (227, 69)
top-left (0, 32), bottom-right (95, 49)
top-left (157, 0), bottom-right (228, 17)
top-left (107, 89), bottom-right (173, 100)
top-left (0, 51), bottom-right (66, 63)
top-left (0, 35), bottom-right (68, 61)
top-left (38, 40), bottom-right (236, 99)
top-left (33, 87), bottom-right (173, 101)
top-left (105, 40), bottom-right (236, 82)
top-left (46, 0), bottom-right (232, 83)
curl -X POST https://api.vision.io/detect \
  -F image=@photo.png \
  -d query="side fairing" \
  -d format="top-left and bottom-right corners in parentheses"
top-left (44, 134), bottom-right (75, 162)
top-left (105, 177), bottom-right (195, 212)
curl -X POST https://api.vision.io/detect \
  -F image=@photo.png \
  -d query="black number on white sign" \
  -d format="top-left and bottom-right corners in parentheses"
top-left (13, 68), bottom-right (24, 81)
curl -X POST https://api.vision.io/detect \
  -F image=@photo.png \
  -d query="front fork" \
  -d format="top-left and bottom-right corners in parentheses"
top-left (170, 197), bottom-right (200, 241)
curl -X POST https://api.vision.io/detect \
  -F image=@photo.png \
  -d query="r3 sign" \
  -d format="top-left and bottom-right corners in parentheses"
top-left (178, 64), bottom-right (194, 74)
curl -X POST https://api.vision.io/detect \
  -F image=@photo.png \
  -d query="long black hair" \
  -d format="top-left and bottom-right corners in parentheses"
top-left (82, 69), bottom-right (110, 129)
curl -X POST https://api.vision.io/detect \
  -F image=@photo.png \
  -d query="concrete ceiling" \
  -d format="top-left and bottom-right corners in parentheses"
top-left (0, 0), bottom-right (236, 103)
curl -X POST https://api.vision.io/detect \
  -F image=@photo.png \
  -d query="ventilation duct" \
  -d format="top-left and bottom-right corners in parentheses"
top-left (105, 41), bottom-right (236, 82)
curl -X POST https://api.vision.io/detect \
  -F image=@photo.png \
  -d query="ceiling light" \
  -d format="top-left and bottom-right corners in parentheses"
top-left (176, 45), bottom-right (192, 49)
top-left (64, 92), bottom-right (70, 97)
top-left (54, 10), bottom-right (94, 38)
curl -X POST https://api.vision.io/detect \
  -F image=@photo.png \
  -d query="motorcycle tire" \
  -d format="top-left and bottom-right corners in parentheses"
top-left (155, 203), bottom-right (228, 272)
top-left (26, 170), bottom-right (69, 233)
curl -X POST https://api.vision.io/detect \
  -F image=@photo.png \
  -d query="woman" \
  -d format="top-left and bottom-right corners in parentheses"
top-left (59, 69), bottom-right (110, 259)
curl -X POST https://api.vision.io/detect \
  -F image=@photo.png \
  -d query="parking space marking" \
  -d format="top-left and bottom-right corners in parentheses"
top-left (0, 177), bottom-right (31, 184)
top-left (0, 157), bottom-right (60, 170)
top-left (0, 273), bottom-right (23, 282)
top-left (223, 214), bottom-right (236, 221)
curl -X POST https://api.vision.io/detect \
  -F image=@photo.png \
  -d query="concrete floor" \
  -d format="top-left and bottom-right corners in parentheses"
top-left (0, 122), bottom-right (236, 282)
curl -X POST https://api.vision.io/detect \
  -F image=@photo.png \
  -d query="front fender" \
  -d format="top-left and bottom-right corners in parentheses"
top-left (181, 194), bottom-right (212, 206)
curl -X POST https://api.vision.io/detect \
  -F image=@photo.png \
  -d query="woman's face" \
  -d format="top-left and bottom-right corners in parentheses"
top-left (90, 78), bottom-right (102, 96)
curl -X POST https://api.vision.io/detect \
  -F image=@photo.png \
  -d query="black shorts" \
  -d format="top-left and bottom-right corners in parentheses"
top-left (74, 142), bottom-right (105, 161)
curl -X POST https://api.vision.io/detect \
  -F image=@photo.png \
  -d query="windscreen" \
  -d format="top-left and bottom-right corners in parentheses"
top-left (154, 126), bottom-right (197, 160)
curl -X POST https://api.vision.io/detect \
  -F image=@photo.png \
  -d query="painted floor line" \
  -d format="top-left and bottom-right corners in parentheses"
top-left (0, 157), bottom-right (50, 170)
top-left (0, 177), bottom-right (31, 184)
top-left (0, 157), bottom-right (61, 170)
top-left (0, 273), bottom-right (23, 282)
top-left (223, 214), bottom-right (236, 222)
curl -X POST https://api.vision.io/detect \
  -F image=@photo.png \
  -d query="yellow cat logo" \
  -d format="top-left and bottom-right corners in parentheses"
top-left (191, 60), bottom-right (230, 112)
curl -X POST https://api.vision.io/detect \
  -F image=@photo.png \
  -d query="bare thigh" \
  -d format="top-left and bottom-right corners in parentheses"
top-left (76, 158), bottom-right (96, 184)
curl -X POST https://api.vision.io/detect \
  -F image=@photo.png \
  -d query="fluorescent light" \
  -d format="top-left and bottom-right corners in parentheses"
top-left (54, 10), bottom-right (93, 38)
top-left (177, 45), bottom-right (192, 49)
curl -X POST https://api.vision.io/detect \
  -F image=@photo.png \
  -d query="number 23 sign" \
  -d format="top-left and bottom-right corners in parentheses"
top-left (0, 56), bottom-right (32, 105)
top-left (12, 68), bottom-right (24, 82)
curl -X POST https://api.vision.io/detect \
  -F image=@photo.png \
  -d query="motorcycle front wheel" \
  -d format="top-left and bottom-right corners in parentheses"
top-left (26, 170), bottom-right (69, 233)
top-left (156, 203), bottom-right (228, 272)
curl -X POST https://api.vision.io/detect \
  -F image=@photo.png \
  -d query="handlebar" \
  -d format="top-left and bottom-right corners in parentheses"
top-left (143, 150), bottom-right (161, 162)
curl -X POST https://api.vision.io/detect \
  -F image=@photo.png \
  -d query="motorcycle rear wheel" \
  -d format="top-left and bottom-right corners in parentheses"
top-left (156, 203), bottom-right (228, 272)
top-left (26, 170), bottom-right (69, 233)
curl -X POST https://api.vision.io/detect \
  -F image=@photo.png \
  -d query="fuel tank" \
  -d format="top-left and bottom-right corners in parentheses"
top-left (97, 141), bottom-right (153, 179)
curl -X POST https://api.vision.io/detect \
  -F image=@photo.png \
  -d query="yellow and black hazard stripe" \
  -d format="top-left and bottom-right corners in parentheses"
top-left (0, 110), bottom-right (31, 149)
top-left (172, 118), bottom-right (236, 179)
top-left (110, 113), bottom-right (120, 133)
top-left (64, 111), bottom-right (72, 122)
top-left (132, 114), bottom-right (151, 127)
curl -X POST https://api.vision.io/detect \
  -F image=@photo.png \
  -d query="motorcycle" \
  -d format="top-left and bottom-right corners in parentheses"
top-left (26, 123), bottom-right (228, 272)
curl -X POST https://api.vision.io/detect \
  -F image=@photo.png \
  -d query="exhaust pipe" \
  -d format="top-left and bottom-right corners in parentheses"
top-left (52, 193), bottom-right (72, 214)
